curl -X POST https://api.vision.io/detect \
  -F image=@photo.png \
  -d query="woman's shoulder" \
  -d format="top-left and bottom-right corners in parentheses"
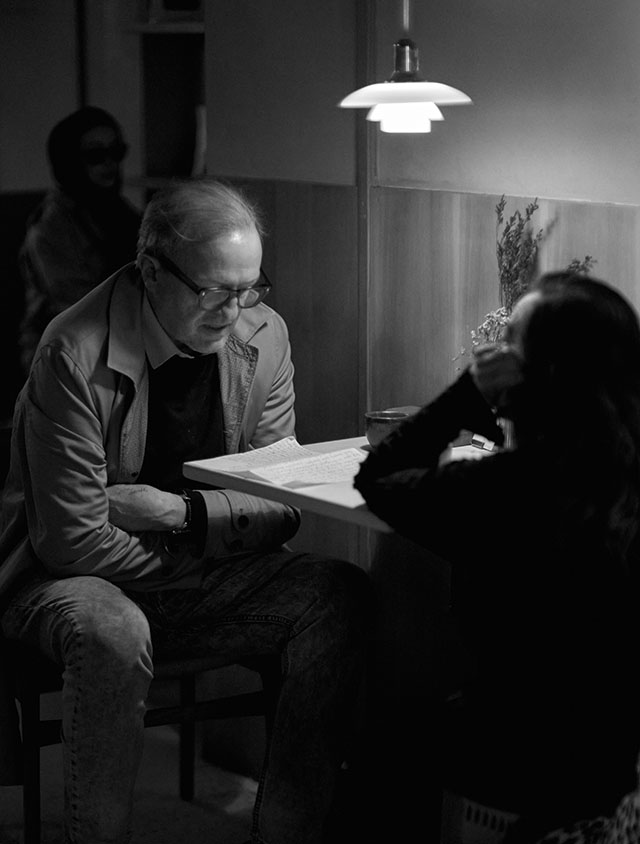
top-left (24, 189), bottom-right (84, 238)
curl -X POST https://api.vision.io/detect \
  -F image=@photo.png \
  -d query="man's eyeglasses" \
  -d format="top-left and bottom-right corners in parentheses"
top-left (81, 142), bottom-right (128, 166)
top-left (148, 252), bottom-right (272, 311)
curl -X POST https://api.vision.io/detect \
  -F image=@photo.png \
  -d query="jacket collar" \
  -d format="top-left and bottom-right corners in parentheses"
top-left (106, 265), bottom-right (148, 388)
top-left (228, 300), bottom-right (273, 344)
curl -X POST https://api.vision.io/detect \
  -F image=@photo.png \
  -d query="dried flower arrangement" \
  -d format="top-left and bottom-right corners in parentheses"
top-left (495, 195), bottom-right (544, 313)
top-left (469, 196), bottom-right (596, 348)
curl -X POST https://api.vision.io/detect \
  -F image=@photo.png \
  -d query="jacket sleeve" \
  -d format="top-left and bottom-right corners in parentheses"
top-left (20, 343), bottom-right (201, 585)
top-left (198, 489), bottom-right (300, 559)
top-left (354, 370), bottom-right (511, 557)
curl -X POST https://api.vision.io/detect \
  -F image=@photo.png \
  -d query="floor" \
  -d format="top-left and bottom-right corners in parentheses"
top-left (0, 722), bottom-right (258, 844)
top-left (0, 689), bottom-right (445, 844)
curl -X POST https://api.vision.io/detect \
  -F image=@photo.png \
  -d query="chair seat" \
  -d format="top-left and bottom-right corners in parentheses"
top-left (8, 641), bottom-right (279, 694)
top-left (153, 652), bottom-right (276, 679)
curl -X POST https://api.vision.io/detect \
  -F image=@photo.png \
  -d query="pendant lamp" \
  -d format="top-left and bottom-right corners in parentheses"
top-left (339, 0), bottom-right (471, 133)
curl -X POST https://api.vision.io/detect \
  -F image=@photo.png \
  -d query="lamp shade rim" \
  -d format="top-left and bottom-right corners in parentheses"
top-left (339, 80), bottom-right (472, 108)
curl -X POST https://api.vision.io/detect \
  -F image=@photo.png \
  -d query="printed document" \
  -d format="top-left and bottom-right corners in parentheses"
top-left (202, 436), bottom-right (367, 487)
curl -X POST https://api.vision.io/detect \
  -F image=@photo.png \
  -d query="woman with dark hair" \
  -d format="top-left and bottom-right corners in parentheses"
top-left (19, 106), bottom-right (141, 372)
top-left (355, 272), bottom-right (640, 842)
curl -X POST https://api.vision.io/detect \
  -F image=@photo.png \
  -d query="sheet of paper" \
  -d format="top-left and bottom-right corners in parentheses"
top-left (201, 436), bottom-right (316, 472)
top-left (249, 448), bottom-right (367, 487)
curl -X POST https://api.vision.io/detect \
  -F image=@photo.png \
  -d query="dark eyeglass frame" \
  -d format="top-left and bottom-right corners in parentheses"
top-left (147, 251), bottom-right (272, 311)
top-left (81, 142), bottom-right (128, 166)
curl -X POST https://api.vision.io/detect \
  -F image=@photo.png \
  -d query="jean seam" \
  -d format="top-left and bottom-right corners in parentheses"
top-left (9, 602), bottom-right (84, 841)
top-left (68, 622), bottom-right (82, 842)
top-left (207, 613), bottom-right (294, 626)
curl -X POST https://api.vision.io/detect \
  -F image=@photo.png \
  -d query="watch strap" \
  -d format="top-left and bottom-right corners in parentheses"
top-left (172, 489), bottom-right (192, 535)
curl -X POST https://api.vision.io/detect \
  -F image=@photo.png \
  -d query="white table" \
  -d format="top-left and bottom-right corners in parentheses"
top-left (183, 436), bottom-right (391, 533)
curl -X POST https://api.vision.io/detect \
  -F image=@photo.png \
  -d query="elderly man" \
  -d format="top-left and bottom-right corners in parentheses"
top-left (0, 179), bottom-right (370, 844)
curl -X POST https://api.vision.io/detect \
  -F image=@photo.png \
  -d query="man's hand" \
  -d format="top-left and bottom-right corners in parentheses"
top-left (107, 484), bottom-right (187, 532)
top-left (471, 343), bottom-right (524, 414)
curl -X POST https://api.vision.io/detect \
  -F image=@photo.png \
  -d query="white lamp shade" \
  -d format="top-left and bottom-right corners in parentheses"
top-left (380, 116), bottom-right (431, 133)
top-left (367, 102), bottom-right (444, 122)
top-left (339, 80), bottom-right (472, 108)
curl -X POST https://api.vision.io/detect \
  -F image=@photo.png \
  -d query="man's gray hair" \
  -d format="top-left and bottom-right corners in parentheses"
top-left (136, 178), bottom-right (265, 262)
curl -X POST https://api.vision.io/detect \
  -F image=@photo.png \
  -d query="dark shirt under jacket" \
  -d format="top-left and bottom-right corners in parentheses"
top-left (138, 353), bottom-right (225, 555)
top-left (355, 370), bottom-right (640, 833)
top-left (139, 352), bottom-right (225, 491)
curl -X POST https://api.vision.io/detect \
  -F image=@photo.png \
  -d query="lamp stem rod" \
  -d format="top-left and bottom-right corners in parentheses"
top-left (402, 0), bottom-right (410, 33)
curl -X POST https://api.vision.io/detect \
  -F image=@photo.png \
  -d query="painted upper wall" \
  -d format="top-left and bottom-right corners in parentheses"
top-left (205, 0), bottom-right (640, 204)
top-left (373, 0), bottom-right (640, 204)
top-left (0, 0), bottom-right (77, 191)
top-left (205, 0), bottom-right (358, 186)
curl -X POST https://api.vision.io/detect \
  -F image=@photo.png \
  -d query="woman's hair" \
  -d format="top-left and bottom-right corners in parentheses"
top-left (47, 106), bottom-right (125, 193)
top-left (136, 178), bottom-right (265, 262)
top-left (514, 271), bottom-right (640, 559)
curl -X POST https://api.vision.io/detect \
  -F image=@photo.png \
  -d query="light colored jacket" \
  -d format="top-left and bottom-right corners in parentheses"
top-left (0, 264), bottom-right (300, 782)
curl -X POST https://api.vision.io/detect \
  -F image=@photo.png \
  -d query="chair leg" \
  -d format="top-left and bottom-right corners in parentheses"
top-left (179, 675), bottom-right (195, 801)
top-left (20, 688), bottom-right (42, 844)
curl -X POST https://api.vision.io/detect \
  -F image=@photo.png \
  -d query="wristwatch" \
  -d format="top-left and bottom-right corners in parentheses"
top-left (171, 490), bottom-right (192, 535)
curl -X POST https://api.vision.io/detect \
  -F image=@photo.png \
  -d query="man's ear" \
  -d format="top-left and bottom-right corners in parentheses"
top-left (139, 254), bottom-right (157, 290)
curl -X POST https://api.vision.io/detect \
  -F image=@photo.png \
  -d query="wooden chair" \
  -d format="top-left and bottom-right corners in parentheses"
top-left (7, 640), bottom-right (282, 844)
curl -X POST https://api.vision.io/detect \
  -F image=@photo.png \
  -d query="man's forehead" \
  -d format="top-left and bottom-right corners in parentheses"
top-left (226, 229), bottom-right (249, 245)
top-left (169, 229), bottom-right (262, 285)
top-left (180, 227), bottom-right (260, 258)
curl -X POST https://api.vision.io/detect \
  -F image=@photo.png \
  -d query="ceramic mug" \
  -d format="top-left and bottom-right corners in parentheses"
top-left (364, 409), bottom-right (410, 447)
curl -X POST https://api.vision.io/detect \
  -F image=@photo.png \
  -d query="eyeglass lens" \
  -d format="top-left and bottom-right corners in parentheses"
top-left (200, 282), bottom-right (270, 310)
top-left (150, 252), bottom-right (271, 311)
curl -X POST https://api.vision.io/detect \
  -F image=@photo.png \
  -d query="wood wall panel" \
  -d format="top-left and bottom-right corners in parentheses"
top-left (369, 189), bottom-right (499, 410)
top-left (271, 182), bottom-right (360, 445)
top-left (230, 179), bottom-right (360, 444)
top-left (535, 198), bottom-right (640, 309)
top-left (369, 188), bottom-right (640, 413)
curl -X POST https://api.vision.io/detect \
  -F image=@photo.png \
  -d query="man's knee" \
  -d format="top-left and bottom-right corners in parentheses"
top-left (61, 578), bottom-right (152, 675)
top-left (5, 574), bottom-right (152, 676)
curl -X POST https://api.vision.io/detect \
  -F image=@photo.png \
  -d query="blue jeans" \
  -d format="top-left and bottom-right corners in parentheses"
top-left (2, 550), bottom-right (371, 844)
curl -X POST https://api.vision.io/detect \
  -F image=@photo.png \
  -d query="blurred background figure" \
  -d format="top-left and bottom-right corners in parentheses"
top-left (19, 106), bottom-right (141, 373)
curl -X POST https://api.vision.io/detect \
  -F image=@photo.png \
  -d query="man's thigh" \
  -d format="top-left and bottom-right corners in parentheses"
top-left (127, 549), bottom-right (369, 660)
top-left (2, 573), bottom-right (150, 666)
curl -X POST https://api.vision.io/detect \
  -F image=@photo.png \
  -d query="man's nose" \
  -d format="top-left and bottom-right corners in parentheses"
top-left (220, 293), bottom-right (241, 317)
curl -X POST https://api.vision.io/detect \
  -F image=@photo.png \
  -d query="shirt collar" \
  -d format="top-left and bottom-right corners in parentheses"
top-left (142, 293), bottom-right (192, 369)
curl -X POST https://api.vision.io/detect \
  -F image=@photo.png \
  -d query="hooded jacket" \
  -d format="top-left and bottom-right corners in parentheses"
top-left (19, 107), bottom-right (140, 371)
